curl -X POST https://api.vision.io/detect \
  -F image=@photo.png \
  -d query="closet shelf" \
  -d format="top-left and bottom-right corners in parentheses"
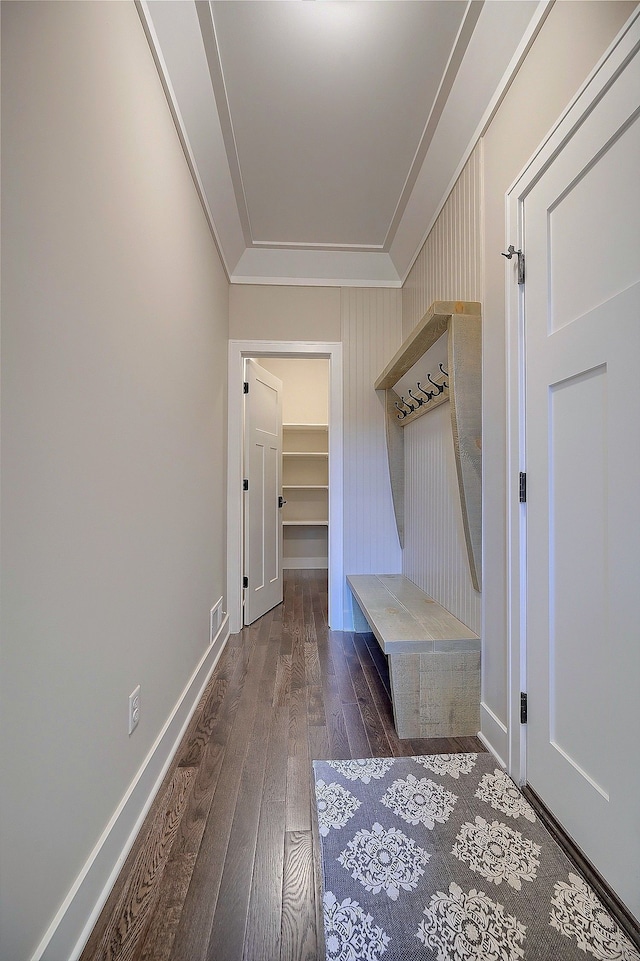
top-left (283, 484), bottom-right (328, 490)
top-left (282, 420), bottom-right (328, 567)
top-left (282, 451), bottom-right (328, 458)
top-left (283, 423), bottom-right (328, 431)
top-left (283, 520), bottom-right (329, 527)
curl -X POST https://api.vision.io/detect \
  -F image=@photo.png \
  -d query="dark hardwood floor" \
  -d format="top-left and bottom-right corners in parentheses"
top-left (80, 570), bottom-right (484, 961)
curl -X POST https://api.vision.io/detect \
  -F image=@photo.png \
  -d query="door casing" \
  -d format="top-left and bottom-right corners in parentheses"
top-left (228, 340), bottom-right (344, 633)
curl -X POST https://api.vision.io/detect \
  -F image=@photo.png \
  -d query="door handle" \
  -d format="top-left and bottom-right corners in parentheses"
top-left (278, 496), bottom-right (287, 508)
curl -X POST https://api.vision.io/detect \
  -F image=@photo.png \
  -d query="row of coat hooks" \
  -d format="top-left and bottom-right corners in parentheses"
top-left (394, 364), bottom-right (449, 419)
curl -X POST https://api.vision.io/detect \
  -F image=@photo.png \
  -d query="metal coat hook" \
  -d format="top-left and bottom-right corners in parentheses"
top-left (427, 371), bottom-right (445, 394)
top-left (501, 244), bottom-right (525, 284)
top-left (396, 364), bottom-right (449, 419)
top-left (417, 382), bottom-right (435, 402)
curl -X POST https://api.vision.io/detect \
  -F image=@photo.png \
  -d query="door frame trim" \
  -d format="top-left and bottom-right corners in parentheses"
top-left (227, 340), bottom-right (344, 634)
top-left (505, 10), bottom-right (640, 785)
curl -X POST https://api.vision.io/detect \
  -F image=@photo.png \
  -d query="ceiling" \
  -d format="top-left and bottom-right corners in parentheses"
top-left (140, 0), bottom-right (545, 286)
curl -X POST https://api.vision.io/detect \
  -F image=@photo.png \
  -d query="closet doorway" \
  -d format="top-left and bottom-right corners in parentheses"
top-left (259, 357), bottom-right (330, 577)
top-left (227, 340), bottom-right (343, 634)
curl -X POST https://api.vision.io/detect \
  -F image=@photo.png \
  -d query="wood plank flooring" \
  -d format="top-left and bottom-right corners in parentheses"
top-left (80, 570), bottom-right (484, 961)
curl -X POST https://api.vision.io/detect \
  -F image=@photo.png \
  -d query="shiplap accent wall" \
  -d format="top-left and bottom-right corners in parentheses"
top-left (401, 144), bottom-right (483, 633)
top-left (402, 143), bottom-right (483, 339)
top-left (404, 405), bottom-right (481, 634)
top-left (341, 288), bottom-right (403, 627)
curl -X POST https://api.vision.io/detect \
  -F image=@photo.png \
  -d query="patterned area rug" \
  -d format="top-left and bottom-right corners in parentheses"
top-left (313, 753), bottom-right (639, 961)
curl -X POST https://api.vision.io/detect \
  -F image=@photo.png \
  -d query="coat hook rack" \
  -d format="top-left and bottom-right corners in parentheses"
top-left (374, 300), bottom-right (482, 588)
top-left (395, 364), bottom-right (449, 419)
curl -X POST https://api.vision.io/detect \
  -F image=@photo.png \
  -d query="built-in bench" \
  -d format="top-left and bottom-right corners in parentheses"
top-left (347, 574), bottom-right (480, 739)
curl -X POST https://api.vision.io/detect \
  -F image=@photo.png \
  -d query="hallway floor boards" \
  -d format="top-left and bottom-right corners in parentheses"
top-left (80, 570), bottom-right (484, 961)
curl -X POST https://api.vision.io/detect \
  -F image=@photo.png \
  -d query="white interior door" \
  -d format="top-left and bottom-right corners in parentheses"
top-left (522, 40), bottom-right (640, 919)
top-left (244, 359), bottom-right (283, 625)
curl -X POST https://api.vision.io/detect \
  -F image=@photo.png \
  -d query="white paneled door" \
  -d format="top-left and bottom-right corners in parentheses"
top-left (522, 35), bottom-right (640, 918)
top-left (244, 359), bottom-right (283, 625)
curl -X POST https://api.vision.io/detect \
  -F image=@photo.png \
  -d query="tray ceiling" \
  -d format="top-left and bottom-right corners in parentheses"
top-left (140, 1), bottom-right (545, 285)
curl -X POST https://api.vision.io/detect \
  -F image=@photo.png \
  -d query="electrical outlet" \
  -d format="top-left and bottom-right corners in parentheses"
top-left (210, 597), bottom-right (224, 645)
top-left (128, 685), bottom-right (141, 735)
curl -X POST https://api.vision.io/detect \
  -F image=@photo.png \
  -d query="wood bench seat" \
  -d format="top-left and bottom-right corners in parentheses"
top-left (347, 573), bottom-right (480, 739)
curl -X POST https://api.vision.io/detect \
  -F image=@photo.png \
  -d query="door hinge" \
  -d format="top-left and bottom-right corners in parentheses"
top-left (243, 381), bottom-right (249, 394)
top-left (519, 472), bottom-right (527, 503)
top-left (243, 478), bottom-right (249, 491)
top-left (243, 576), bottom-right (248, 589)
top-left (501, 245), bottom-right (525, 284)
top-left (520, 692), bottom-right (528, 724)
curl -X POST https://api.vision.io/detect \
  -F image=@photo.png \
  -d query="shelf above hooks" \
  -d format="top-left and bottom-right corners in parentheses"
top-left (375, 301), bottom-right (478, 389)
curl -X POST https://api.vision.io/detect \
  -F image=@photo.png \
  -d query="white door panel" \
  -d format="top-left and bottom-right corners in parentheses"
top-left (244, 359), bottom-right (283, 625)
top-left (523, 37), bottom-right (640, 919)
top-left (548, 117), bottom-right (640, 332)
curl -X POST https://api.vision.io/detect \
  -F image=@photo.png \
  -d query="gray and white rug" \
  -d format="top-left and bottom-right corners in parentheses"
top-left (313, 753), bottom-right (639, 961)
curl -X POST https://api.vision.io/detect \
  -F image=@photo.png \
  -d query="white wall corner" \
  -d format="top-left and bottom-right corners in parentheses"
top-left (479, 701), bottom-right (508, 770)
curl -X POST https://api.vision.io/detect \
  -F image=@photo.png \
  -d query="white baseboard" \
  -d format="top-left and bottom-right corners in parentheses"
top-left (479, 701), bottom-right (508, 769)
top-left (33, 615), bottom-right (230, 961)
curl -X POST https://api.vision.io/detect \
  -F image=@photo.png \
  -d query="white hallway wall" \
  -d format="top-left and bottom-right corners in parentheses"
top-left (0, 3), bottom-right (230, 959)
top-left (401, 0), bottom-right (636, 762)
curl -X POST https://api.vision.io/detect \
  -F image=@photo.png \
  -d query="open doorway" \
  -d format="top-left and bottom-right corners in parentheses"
top-left (259, 357), bottom-right (330, 574)
top-left (227, 340), bottom-right (343, 633)
top-left (242, 356), bottom-right (329, 626)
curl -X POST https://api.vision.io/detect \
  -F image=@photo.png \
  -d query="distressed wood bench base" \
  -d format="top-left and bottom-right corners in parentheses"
top-left (347, 574), bottom-right (480, 739)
